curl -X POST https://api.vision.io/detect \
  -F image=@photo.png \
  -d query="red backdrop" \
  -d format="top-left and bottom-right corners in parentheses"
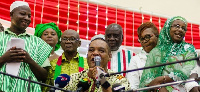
top-left (0, 0), bottom-right (200, 48)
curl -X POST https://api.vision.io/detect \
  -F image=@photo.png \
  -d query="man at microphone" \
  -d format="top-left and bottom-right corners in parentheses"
top-left (63, 37), bottom-right (131, 92)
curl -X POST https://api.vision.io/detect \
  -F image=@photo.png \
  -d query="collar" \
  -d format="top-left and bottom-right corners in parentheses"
top-left (61, 52), bottom-right (79, 62)
top-left (5, 28), bottom-right (30, 37)
top-left (111, 46), bottom-right (122, 54)
top-left (138, 49), bottom-right (148, 59)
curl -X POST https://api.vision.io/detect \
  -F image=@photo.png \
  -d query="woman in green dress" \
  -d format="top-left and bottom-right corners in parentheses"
top-left (139, 16), bottom-right (197, 92)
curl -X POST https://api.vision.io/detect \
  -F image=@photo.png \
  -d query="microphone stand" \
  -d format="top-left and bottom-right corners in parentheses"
top-left (105, 57), bottom-right (200, 77)
top-left (124, 78), bottom-right (199, 92)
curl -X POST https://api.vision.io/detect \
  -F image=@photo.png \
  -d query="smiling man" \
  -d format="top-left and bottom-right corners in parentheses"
top-left (0, 1), bottom-right (52, 92)
top-left (105, 23), bottom-right (134, 77)
top-left (45, 29), bottom-right (88, 89)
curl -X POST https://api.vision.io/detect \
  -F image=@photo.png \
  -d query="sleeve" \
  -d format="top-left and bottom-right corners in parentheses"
top-left (36, 38), bottom-right (52, 66)
top-left (41, 58), bottom-right (51, 67)
top-left (127, 56), bottom-right (140, 89)
top-left (167, 46), bottom-right (197, 81)
top-left (108, 75), bottom-right (131, 91)
top-left (139, 48), bottom-right (161, 88)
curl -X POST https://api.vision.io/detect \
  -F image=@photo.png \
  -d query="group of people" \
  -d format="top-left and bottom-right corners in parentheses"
top-left (0, 1), bottom-right (199, 92)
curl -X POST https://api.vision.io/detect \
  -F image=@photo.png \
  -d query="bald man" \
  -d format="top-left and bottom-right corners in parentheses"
top-left (105, 23), bottom-right (134, 77)
top-left (44, 29), bottom-right (88, 91)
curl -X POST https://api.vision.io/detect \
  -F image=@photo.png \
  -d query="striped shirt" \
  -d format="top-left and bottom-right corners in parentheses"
top-left (0, 29), bottom-right (52, 92)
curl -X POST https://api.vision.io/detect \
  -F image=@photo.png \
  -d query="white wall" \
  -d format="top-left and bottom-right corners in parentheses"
top-left (84, 0), bottom-right (200, 24)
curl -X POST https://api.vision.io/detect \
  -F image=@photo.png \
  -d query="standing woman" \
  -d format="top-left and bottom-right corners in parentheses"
top-left (139, 16), bottom-right (197, 92)
top-left (35, 22), bottom-right (62, 61)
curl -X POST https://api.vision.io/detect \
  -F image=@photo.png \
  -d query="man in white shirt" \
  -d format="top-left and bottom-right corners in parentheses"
top-left (105, 23), bottom-right (133, 77)
top-left (126, 22), bottom-right (159, 89)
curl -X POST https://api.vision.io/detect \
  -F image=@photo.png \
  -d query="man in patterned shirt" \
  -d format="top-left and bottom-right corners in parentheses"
top-left (0, 1), bottom-right (52, 92)
top-left (44, 29), bottom-right (88, 91)
top-left (64, 38), bottom-right (131, 92)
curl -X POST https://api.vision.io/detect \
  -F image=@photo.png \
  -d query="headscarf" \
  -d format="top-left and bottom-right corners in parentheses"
top-left (139, 16), bottom-right (197, 91)
top-left (35, 22), bottom-right (62, 51)
top-left (10, 1), bottom-right (29, 12)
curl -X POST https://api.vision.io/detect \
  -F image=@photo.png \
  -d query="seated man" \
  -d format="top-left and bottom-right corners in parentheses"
top-left (44, 29), bottom-right (88, 91)
top-left (64, 38), bottom-right (131, 92)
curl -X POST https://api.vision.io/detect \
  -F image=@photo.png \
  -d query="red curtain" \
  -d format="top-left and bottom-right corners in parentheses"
top-left (0, 0), bottom-right (200, 49)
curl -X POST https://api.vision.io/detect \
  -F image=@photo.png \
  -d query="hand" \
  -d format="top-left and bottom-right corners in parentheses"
top-left (1, 47), bottom-right (32, 64)
top-left (1, 47), bottom-right (25, 63)
top-left (190, 86), bottom-right (200, 92)
top-left (147, 76), bottom-right (164, 87)
top-left (88, 66), bottom-right (105, 80)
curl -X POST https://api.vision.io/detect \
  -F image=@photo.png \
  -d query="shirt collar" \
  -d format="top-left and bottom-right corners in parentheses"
top-left (61, 52), bottom-right (79, 62)
top-left (5, 28), bottom-right (30, 37)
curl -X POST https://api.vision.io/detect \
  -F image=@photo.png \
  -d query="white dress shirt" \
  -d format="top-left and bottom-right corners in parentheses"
top-left (127, 50), bottom-right (147, 89)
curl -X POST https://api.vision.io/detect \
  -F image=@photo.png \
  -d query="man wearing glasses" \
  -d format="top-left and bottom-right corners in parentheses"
top-left (45, 29), bottom-right (88, 90)
top-left (127, 22), bottom-right (159, 89)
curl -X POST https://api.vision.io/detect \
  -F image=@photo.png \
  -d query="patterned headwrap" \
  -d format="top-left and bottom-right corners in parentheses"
top-left (35, 22), bottom-right (62, 51)
top-left (157, 16), bottom-right (187, 51)
top-left (139, 16), bottom-right (197, 91)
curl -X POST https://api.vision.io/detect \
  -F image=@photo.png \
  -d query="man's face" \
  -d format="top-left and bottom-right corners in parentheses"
top-left (87, 39), bottom-right (111, 68)
top-left (11, 6), bottom-right (31, 30)
top-left (105, 28), bottom-right (123, 51)
top-left (139, 28), bottom-right (158, 53)
top-left (60, 31), bottom-right (81, 53)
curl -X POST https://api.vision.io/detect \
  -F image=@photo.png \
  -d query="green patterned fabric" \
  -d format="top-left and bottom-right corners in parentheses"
top-left (0, 29), bottom-right (52, 92)
top-left (34, 22), bottom-right (62, 51)
top-left (139, 16), bottom-right (197, 91)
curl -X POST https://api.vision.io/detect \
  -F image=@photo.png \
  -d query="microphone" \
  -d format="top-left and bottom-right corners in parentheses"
top-left (94, 56), bottom-right (101, 88)
top-left (77, 78), bottom-right (91, 92)
top-left (50, 74), bottom-right (70, 92)
top-left (112, 83), bottom-right (125, 92)
top-left (94, 56), bottom-right (101, 66)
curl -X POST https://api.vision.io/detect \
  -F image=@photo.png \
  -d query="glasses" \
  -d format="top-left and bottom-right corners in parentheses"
top-left (171, 24), bottom-right (187, 31)
top-left (139, 34), bottom-right (153, 42)
top-left (62, 37), bottom-right (79, 42)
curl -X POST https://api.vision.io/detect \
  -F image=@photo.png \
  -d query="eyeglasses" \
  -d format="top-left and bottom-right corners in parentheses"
top-left (171, 24), bottom-right (187, 31)
top-left (62, 37), bottom-right (79, 42)
top-left (139, 34), bottom-right (153, 42)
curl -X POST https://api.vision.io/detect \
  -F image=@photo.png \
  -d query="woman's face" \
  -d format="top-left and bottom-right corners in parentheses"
top-left (41, 28), bottom-right (58, 47)
top-left (170, 19), bottom-right (186, 43)
top-left (139, 28), bottom-right (158, 53)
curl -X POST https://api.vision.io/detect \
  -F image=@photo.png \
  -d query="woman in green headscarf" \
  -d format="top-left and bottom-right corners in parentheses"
top-left (35, 22), bottom-right (62, 61)
top-left (139, 16), bottom-right (197, 92)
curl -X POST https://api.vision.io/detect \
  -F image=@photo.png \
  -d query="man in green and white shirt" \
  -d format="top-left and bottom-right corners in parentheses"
top-left (0, 1), bottom-right (52, 92)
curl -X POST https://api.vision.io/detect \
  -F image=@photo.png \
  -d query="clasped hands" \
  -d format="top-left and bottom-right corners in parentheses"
top-left (1, 47), bottom-right (32, 64)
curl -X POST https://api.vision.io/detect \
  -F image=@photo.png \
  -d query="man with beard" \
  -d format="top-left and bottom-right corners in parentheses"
top-left (0, 1), bottom-right (52, 92)
top-left (46, 29), bottom-right (88, 88)
top-left (105, 23), bottom-right (134, 77)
